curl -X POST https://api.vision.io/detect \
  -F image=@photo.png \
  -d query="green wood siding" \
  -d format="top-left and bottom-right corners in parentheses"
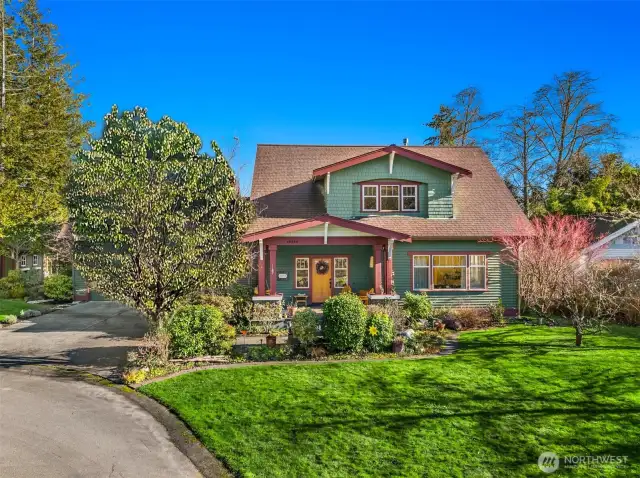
top-left (326, 155), bottom-right (453, 219)
top-left (267, 245), bottom-right (374, 304)
top-left (393, 241), bottom-right (518, 309)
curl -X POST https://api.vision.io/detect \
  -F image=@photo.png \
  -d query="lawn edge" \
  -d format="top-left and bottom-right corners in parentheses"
top-left (3, 366), bottom-right (232, 478)
top-left (132, 333), bottom-right (460, 389)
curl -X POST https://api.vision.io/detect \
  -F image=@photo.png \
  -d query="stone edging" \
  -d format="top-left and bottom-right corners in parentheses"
top-left (133, 333), bottom-right (461, 389)
top-left (5, 366), bottom-right (231, 478)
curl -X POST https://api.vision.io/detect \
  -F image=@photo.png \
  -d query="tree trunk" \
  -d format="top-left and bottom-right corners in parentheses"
top-left (575, 326), bottom-right (583, 346)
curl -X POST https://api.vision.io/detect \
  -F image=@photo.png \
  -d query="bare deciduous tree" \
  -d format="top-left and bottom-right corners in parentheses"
top-left (424, 87), bottom-right (502, 146)
top-left (498, 106), bottom-right (549, 216)
top-left (533, 71), bottom-right (620, 190)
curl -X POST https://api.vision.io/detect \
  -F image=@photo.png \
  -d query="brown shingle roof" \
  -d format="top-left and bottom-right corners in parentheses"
top-left (249, 145), bottom-right (531, 239)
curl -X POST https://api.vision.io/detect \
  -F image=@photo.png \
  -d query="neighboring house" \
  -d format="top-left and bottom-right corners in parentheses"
top-left (243, 144), bottom-right (531, 313)
top-left (0, 253), bottom-right (48, 279)
top-left (586, 217), bottom-right (640, 261)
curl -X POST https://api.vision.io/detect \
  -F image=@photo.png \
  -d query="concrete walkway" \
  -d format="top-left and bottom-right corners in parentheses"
top-left (0, 301), bottom-right (147, 377)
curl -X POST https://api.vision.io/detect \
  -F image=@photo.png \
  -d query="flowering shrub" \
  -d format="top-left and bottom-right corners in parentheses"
top-left (364, 311), bottom-right (394, 352)
top-left (322, 293), bottom-right (367, 352)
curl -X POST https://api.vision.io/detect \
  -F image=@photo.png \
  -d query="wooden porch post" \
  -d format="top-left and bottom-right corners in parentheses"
top-left (385, 239), bottom-right (394, 293)
top-left (269, 245), bottom-right (278, 295)
top-left (374, 244), bottom-right (383, 294)
top-left (258, 239), bottom-right (266, 296)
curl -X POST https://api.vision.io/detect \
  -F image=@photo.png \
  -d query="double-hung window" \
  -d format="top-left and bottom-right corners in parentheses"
top-left (402, 185), bottom-right (417, 211)
top-left (20, 255), bottom-right (27, 268)
top-left (411, 253), bottom-right (488, 291)
top-left (412, 255), bottom-right (430, 290)
top-left (380, 185), bottom-right (400, 211)
top-left (33, 255), bottom-right (39, 267)
top-left (295, 258), bottom-right (309, 288)
top-left (333, 257), bottom-right (349, 288)
top-left (362, 185), bottom-right (378, 211)
top-left (468, 255), bottom-right (486, 290)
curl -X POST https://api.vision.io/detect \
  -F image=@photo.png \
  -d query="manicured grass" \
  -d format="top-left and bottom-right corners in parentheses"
top-left (0, 299), bottom-right (51, 320)
top-left (141, 326), bottom-right (640, 477)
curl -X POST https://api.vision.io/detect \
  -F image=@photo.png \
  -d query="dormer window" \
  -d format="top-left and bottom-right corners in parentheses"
top-left (360, 182), bottom-right (419, 213)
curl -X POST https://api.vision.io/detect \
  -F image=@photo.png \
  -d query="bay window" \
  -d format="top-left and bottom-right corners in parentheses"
top-left (295, 258), bottom-right (309, 288)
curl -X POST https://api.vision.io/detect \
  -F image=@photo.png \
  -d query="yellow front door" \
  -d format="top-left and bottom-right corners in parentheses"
top-left (311, 258), bottom-right (332, 303)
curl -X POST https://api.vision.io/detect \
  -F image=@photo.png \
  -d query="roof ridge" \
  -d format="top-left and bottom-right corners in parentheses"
top-left (256, 144), bottom-right (483, 149)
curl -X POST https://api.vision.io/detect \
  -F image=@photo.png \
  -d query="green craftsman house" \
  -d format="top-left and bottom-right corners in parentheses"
top-left (244, 143), bottom-right (531, 313)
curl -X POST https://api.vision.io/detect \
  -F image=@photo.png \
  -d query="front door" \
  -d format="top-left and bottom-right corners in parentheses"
top-left (311, 258), bottom-right (332, 303)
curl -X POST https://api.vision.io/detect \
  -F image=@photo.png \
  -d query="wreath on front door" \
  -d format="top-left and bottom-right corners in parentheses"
top-left (315, 260), bottom-right (329, 275)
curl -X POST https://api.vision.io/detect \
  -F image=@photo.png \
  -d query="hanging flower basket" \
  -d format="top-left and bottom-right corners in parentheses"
top-left (315, 260), bottom-right (329, 275)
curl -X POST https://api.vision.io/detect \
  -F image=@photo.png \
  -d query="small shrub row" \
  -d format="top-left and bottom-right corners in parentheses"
top-left (0, 315), bottom-right (18, 325)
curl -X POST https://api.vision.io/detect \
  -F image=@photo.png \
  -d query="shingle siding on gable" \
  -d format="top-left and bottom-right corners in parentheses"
top-left (325, 155), bottom-right (453, 219)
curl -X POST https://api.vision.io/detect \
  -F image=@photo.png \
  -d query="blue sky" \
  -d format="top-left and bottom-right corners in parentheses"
top-left (44, 1), bottom-right (640, 192)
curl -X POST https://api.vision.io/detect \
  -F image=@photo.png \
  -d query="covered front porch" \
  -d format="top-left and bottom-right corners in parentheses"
top-left (242, 215), bottom-right (411, 305)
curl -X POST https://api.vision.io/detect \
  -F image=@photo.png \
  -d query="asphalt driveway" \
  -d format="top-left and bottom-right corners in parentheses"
top-left (0, 301), bottom-right (147, 377)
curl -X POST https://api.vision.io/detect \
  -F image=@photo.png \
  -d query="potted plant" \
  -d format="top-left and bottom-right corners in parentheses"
top-left (266, 329), bottom-right (278, 348)
top-left (392, 336), bottom-right (405, 353)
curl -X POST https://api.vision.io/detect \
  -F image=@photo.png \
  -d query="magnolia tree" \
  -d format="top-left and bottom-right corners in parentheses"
top-left (68, 107), bottom-right (254, 326)
top-left (498, 215), bottom-right (626, 345)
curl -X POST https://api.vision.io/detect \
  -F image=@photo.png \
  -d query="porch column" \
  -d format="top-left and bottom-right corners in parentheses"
top-left (258, 239), bottom-right (266, 296)
top-left (374, 244), bottom-right (383, 294)
top-left (385, 239), bottom-right (394, 294)
top-left (269, 245), bottom-right (278, 295)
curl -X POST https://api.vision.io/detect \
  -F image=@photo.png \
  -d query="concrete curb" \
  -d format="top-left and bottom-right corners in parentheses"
top-left (4, 365), bottom-right (231, 478)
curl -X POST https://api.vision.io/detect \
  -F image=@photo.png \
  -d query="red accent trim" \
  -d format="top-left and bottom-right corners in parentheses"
top-left (258, 243), bottom-right (266, 295)
top-left (269, 245), bottom-right (278, 295)
top-left (265, 237), bottom-right (386, 246)
top-left (355, 179), bottom-right (421, 185)
top-left (407, 252), bottom-right (491, 292)
top-left (360, 183), bottom-right (420, 213)
top-left (243, 214), bottom-right (411, 242)
top-left (312, 145), bottom-right (472, 177)
top-left (374, 245), bottom-right (383, 294)
top-left (385, 250), bottom-right (393, 293)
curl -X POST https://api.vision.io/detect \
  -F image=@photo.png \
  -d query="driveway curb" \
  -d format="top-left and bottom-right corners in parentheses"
top-left (4, 366), bottom-right (231, 478)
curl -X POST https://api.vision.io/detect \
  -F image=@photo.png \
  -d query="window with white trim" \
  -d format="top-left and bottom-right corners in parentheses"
top-left (33, 255), bottom-right (39, 267)
top-left (295, 258), bottom-right (309, 288)
top-left (20, 255), bottom-right (27, 268)
top-left (333, 257), bottom-right (349, 288)
top-left (412, 255), bottom-right (430, 290)
top-left (432, 255), bottom-right (467, 289)
top-left (402, 185), bottom-right (417, 211)
top-left (380, 185), bottom-right (400, 211)
top-left (469, 255), bottom-right (486, 289)
top-left (362, 185), bottom-right (378, 211)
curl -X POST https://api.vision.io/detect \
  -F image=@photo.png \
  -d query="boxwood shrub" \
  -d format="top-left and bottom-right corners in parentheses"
top-left (292, 308), bottom-right (319, 345)
top-left (44, 274), bottom-right (73, 302)
top-left (322, 293), bottom-right (367, 352)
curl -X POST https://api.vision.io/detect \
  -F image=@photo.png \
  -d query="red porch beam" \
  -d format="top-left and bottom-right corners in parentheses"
top-left (269, 245), bottom-right (278, 295)
top-left (385, 243), bottom-right (393, 294)
top-left (264, 236), bottom-right (387, 246)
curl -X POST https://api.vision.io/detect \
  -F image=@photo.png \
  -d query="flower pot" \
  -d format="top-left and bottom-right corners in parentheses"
top-left (392, 339), bottom-right (405, 354)
top-left (266, 335), bottom-right (277, 348)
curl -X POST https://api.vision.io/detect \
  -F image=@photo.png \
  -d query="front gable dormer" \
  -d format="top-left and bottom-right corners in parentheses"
top-left (311, 145), bottom-right (471, 220)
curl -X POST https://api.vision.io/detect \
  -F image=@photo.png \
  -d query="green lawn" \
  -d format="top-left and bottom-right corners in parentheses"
top-left (140, 326), bottom-right (640, 477)
top-left (0, 299), bottom-right (51, 320)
